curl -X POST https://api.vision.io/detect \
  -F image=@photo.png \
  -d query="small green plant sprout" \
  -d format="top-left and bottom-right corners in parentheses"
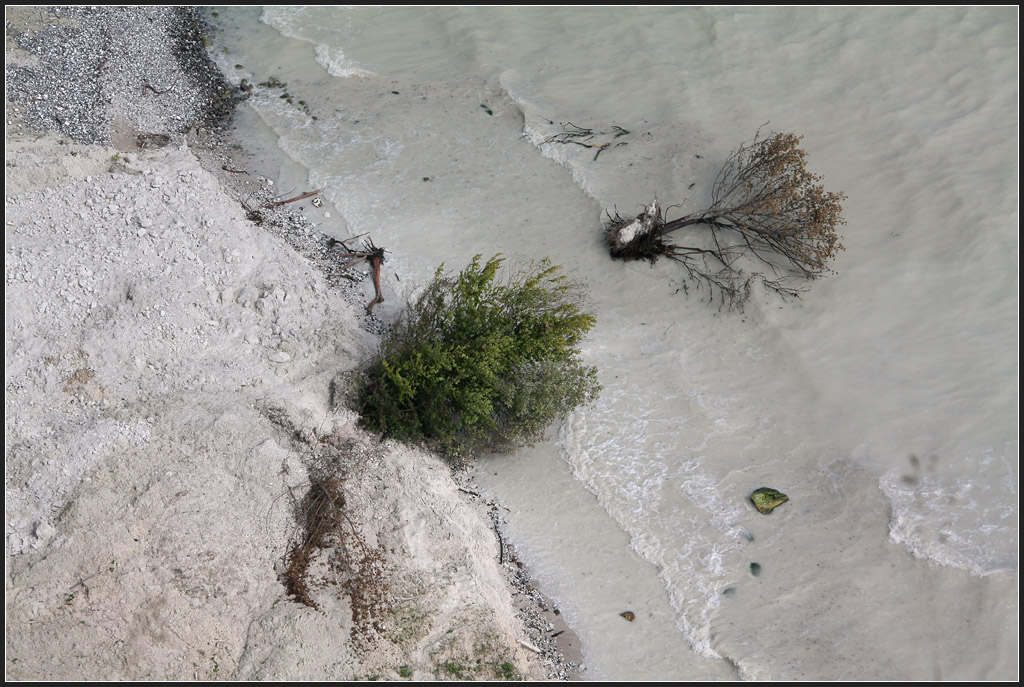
top-left (356, 255), bottom-right (600, 458)
top-left (497, 661), bottom-right (518, 680)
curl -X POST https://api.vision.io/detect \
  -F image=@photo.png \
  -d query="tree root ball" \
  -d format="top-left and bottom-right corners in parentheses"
top-left (605, 199), bottom-right (670, 262)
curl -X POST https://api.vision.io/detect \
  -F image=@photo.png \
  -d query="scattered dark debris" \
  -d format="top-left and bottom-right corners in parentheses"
top-left (541, 120), bottom-right (632, 160)
top-left (259, 75), bottom-right (287, 89)
top-left (136, 132), bottom-right (171, 149)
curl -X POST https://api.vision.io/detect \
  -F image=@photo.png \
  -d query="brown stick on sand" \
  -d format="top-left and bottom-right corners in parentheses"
top-left (365, 247), bottom-right (385, 315)
top-left (263, 189), bottom-right (323, 209)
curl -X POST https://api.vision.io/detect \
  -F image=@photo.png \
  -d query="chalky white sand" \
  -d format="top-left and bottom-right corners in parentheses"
top-left (6, 7), bottom-right (570, 680)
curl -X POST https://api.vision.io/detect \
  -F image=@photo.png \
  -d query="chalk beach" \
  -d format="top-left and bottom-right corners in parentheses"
top-left (5, 7), bottom-right (575, 680)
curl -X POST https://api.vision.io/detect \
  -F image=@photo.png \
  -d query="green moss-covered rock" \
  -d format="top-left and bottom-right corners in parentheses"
top-left (750, 487), bottom-right (788, 514)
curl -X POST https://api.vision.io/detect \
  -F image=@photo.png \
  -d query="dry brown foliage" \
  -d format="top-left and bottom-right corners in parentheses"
top-left (260, 401), bottom-right (391, 644)
top-left (282, 461), bottom-right (391, 644)
top-left (286, 478), bottom-right (389, 633)
top-left (606, 129), bottom-right (846, 305)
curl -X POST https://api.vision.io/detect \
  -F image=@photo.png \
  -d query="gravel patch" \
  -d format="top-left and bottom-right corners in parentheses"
top-left (5, 6), bottom-right (237, 145)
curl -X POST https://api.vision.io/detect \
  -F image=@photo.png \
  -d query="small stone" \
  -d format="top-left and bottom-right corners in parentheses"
top-left (34, 521), bottom-right (57, 542)
top-left (750, 487), bottom-right (788, 514)
top-left (619, 611), bottom-right (635, 622)
top-left (269, 351), bottom-right (291, 363)
top-left (750, 562), bottom-right (762, 577)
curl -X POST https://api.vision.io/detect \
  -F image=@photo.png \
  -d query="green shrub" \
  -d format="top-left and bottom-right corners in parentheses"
top-left (356, 255), bottom-right (600, 457)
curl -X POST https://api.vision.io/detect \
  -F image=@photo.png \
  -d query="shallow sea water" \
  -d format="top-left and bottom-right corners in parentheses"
top-left (210, 7), bottom-right (1017, 679)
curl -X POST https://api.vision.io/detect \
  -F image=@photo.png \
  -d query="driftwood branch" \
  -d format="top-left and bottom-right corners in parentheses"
top-left (263, 189), bottom-right (323, 209)
top-left (331, 238), bottom-right (387, 315)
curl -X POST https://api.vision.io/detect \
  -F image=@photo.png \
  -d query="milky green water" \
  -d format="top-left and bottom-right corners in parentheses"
top-left (210, 7), bottom-right (1017, 679)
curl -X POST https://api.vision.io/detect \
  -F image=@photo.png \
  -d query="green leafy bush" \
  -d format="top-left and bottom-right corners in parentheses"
top-left (356, 255), bottom-right (600, 457)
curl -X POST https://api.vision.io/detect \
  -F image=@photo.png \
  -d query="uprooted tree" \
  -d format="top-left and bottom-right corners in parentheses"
top-left (606, 130), bottom-right (846, 305)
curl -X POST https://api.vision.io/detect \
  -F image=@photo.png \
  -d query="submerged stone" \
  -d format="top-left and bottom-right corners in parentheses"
top-left (750, 487), bottom-right (788, 514)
